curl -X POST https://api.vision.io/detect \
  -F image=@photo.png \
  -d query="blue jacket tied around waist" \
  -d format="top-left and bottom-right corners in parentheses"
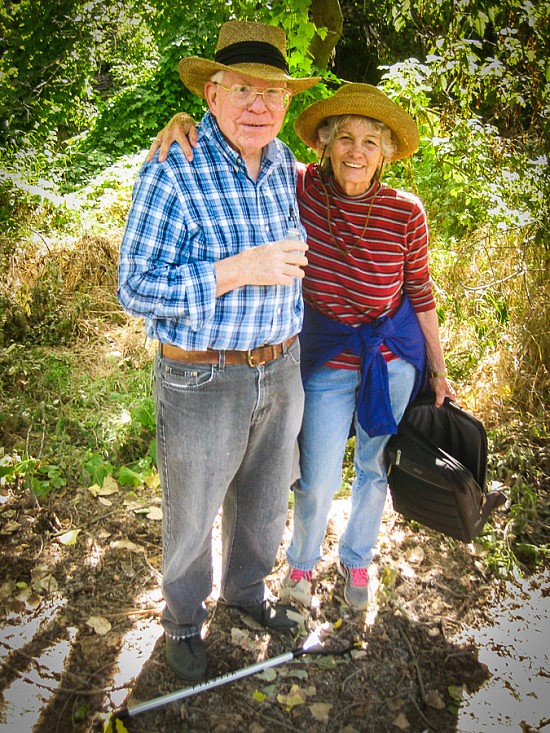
top-left (299, 296), bottom-right (427, 437)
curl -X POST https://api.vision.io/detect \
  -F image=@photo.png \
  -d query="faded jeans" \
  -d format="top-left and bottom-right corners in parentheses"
top-left (286, 357), bottom-right (416, 571)
top-left (154, 339), bottom-right (303, 638)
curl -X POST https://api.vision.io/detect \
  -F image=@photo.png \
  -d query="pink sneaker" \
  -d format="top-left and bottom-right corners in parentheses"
top-left (279, 567), bottom-right (313, 606)
top-left (290, 568), bottom-right (312, 583)
top-left (338, 562), bottom-right (372, 610)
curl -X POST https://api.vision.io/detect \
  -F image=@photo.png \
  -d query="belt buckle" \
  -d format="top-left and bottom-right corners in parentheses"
top-left (247, 348), bottom-right (266, 368)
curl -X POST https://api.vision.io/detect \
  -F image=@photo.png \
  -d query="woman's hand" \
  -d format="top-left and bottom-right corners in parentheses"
top-left (428, 372), bottom-right (456, 407)
top-left (146, 113), bottom-right (199, 163)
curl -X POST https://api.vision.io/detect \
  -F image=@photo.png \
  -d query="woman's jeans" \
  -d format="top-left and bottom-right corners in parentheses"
top-left (155, 339), bottom-right (303, 639)
top-left (286, 357), bottom-right (416, 571)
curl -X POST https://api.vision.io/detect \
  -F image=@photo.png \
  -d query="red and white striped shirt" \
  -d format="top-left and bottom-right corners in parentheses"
top-left (297, 162), bottom-right (435, 369)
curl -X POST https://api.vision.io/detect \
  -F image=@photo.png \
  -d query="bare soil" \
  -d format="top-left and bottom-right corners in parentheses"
top-left (3, 474), bottom-right (532, 733)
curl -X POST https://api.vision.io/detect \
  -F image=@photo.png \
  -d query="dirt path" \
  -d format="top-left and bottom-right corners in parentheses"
top-left (0, 482), bottom-right (547, 732)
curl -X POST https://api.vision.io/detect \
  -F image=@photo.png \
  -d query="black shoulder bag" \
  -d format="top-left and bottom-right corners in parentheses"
top-left (385, 393), bottom-right (506, 541)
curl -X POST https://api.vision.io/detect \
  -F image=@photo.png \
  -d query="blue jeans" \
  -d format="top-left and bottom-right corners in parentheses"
top-left (286, 357), bottom-right (416, 571)
top-left (155, 339), bottom-right (303, 638)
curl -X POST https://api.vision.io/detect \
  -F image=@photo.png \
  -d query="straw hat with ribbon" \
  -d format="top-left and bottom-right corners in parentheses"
top-left (179, 21), bottom-right (320, 98)
top-left (294, 83), bottom-right (420, 160)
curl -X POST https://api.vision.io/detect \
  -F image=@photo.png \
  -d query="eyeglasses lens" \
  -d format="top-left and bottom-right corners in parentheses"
top-left (229, 85), bottom-right (290, 111)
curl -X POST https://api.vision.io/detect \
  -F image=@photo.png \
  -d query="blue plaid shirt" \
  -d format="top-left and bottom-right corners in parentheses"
top-left (118, 112), bottom-right (305, 350)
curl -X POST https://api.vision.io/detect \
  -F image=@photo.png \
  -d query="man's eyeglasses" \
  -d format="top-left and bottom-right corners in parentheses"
top-left (215, 83), bottom-right (292, 111)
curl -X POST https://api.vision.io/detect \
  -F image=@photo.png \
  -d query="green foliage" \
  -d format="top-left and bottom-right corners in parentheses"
top-left (476, 425), bottom-right (549, 574)
top-left (0, 0), bottom-right (158, 145)
top-left (0, 342), bottom-right (157, 500)
top-left (380, 58), bottom-right (548, 238)
top-left (388, 0), bottom-right (549, 136)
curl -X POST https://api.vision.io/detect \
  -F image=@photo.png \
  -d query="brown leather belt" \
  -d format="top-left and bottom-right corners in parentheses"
top-left (161, 336), bottom-right (297, 368)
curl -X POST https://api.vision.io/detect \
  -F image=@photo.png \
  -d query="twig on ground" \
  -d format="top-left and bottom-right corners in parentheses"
top-left (398, 627), bottom-right (428, 706)
top-left (408, 693), bottom-right (438, 731)
top-left (49, 508), bottom-right (120, 538)
top-left (341, 664), bottom-right (364, 693)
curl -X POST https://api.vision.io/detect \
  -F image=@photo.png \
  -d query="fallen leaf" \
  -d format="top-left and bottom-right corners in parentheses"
top-left (0, 520), bottom-right (21, 535)
top-left (448, 685), bottom-right (464, 702)
top-left (425, 689), bottom-right (446, 709)
top-left (277, 684), bottom-right (307, 710)
top-left (393, 712), bottom-right (410, 729)
top-left (285, 608), bottom-right (306, 631)
top-left (252, 690), bottom-right (267, 703)
top-left (145, 506), bottom-right (162, 521)
top-left (33, 573), bottom-right (58, 593)
top-left (256, 668), bottom-right (277, 682)
top-left (281, 577), bottom-right (311, 605)
top-left (101, 475), bottom-right (119, 494)
top-left (86, 615), bottom-right (111, 635)
top-left (98, 497), bottom-right (112, 506)
top-left (380, 565), bottom-right (399, 589)
top-left (0, 580), bottom-right (16, 600)
top-left (145, 472), bottom-right (160, 489)
top-left (87, 483), bottom-right (101, 497)
top-left (310, 654), bottom-right (338, 669)
top-left (110, 539), bottom-right (143, 553)
top-left (284, 668), bottom-right (308, 680)
top-left (406, 546), bottom-right (425, 564)
top-left (309, 702), bottom-right (332, 722)
top-left (102, 712), bottom-right (130, 733)
top-left (56, 529), bottom-right (81, 546)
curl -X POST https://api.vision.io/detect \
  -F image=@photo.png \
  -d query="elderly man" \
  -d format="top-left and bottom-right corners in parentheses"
top-left (118, 21), bottom-right (319, 683)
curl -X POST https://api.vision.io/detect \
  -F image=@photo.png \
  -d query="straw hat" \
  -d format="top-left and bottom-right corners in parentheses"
top-left (179, 21), bottom-right (320, 98)
top-left (294, 83), bottom-right (420, 160)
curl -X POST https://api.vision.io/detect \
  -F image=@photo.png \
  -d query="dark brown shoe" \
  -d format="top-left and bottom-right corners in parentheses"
top-left (165, 634), bottom-right (207, 682)
top-left (235, 599), bottom-right (299, 630)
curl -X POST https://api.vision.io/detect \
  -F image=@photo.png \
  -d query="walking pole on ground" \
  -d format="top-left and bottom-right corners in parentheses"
top-left (110, 624), bottom-right (355, 723)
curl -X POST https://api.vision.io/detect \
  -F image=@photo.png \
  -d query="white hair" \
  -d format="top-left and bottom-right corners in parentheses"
top-left (317, 114), bottom-right (396, 169)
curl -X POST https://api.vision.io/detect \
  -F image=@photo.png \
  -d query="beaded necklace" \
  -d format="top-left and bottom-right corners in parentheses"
top-left (317, 168), bottom-right (381, 257)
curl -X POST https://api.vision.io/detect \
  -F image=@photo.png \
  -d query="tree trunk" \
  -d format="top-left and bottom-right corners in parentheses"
top-left (308, 0), bottom-right (343, 69)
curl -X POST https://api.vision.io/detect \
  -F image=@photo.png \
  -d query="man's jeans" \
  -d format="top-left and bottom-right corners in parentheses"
top-left (286, 357), bottom-right (416, 572)
top-left (154, 339), bottom-right (303, 638)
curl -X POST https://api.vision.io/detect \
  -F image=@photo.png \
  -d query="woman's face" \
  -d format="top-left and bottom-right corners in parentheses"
top-left (326, 117), bottom-right (385, 196)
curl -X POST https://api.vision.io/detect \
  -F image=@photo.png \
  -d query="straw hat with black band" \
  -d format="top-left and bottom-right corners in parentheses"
top-left (179, 20), bottom-right (321, 98)
top-left (294, 83), bottom-right (420, 161)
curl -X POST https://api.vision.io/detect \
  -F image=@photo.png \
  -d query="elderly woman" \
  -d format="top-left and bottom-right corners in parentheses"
top-left (149, 83), bottom-right (455, 612)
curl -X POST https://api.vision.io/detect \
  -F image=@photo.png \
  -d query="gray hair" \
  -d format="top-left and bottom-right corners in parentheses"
top-left (317, 114), bottom-right (396, 172)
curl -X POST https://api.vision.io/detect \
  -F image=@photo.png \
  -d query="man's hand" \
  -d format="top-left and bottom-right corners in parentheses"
top-left (146, 113), bottom-right (198, 163)
top-left (215, 239), bottom-right (308, 296)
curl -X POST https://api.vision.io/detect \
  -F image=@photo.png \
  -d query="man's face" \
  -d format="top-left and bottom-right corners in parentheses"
top-left (205, 70), bottom-right (289, 158)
